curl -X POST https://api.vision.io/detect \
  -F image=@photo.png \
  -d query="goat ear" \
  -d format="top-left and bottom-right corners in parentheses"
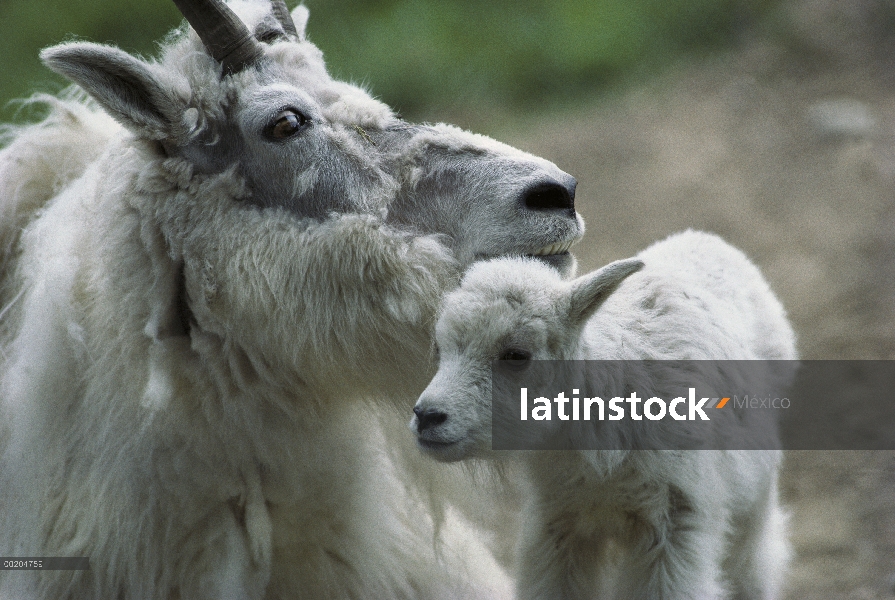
top-left (568, 258), bottom-right (644, 327)
top-left (291, 5), bottom-right (310, 41)
top-left (41, 42), bottom-right (176, 139)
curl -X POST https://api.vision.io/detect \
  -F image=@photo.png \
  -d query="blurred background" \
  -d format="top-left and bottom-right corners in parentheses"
top-left (3, 0), bottom-right (895, 597)
top-left (0, 0), bottom-right (778, 123)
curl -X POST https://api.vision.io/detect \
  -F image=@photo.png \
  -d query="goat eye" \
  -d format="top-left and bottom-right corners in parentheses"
top-left (499, 348), bottom-right (531, 366)
top-left (264, 109), bottom-right (308, 140)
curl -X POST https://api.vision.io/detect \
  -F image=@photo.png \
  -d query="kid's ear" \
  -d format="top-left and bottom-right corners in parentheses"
top-left (568, 258), bottom-right (644, 327)
top-left (41, 42), bottom-right (178, 139)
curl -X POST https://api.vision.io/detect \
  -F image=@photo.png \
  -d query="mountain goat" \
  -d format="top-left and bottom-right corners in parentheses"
top-left (413, 230), bottom-right (796, 599)
top-left (0, 0), bottom-right (585, 598)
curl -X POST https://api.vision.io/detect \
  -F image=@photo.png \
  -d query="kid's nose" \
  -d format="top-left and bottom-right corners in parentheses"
top-left (413, 405), bottom-right (448, 432)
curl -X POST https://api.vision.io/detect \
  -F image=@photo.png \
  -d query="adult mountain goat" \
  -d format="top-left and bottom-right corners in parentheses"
top-left (0, 1), bottom-right (584, 598)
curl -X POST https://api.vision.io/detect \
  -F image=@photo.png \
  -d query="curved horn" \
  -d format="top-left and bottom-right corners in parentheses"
top-left (172, 0), bottom-right (264, 74)
top-left (269, 0), bottom-right (298, 38)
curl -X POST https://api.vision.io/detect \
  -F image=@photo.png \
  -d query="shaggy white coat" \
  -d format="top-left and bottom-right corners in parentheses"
top-left (414, 230), bottom-right (797, 599)
top-left (0, 1), bottom-right (590, 597)
top-left (0, 117), bottom-right (509, 600)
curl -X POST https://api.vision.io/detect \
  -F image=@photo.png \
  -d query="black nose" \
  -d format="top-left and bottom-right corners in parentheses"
top-left (519, 178), bottom-right (576, 213)
top-left (413, 406), bottom-right (448, 432)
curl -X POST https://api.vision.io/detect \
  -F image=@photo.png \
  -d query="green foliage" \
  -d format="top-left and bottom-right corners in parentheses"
top-left (0, 0), bottom-right (776, 121)
top-left (0, 0), bottom-right (181, 120)
top-left (303, 0), bottom-right (775, 116)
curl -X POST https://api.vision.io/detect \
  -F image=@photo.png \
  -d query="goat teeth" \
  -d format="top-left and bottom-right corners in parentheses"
top-left (531, 240), bottom-right (575, 256)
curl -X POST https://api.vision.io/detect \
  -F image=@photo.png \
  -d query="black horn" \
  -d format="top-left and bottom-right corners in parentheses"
top-left (269, 0), bottom-right (298, 37)
top-left (172, 0), bottom-right (265, 74)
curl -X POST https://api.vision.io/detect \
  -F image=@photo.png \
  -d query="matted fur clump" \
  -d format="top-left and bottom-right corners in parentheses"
top-left (0, 1), bottom-right (586, 598)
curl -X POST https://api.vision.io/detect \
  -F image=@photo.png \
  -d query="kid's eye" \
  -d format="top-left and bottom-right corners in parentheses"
top-left (499, 348), bottom-right (531, 367)
top-left (264, 109), bottom-right (309, 140)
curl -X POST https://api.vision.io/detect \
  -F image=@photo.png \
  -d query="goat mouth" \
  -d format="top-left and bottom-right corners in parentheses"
top-left (417, 437), bottom-right (470, 463)
top-left (527, 250), bottom-right (570, 259)
top-left (472, 236), bottom-right (579, 263)
top-left (416, 435), bottom-right (468, 461)
top-left (527, 237), bottom-right (577, 257)
top-left (417, 437), bottom-right (458, 450)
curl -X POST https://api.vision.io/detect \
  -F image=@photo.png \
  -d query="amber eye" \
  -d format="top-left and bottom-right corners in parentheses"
top-left (264, 109), bottom-right (309, 140)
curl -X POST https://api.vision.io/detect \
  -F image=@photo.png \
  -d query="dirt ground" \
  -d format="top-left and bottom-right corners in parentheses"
top-left (486, 0), bottom-right (895, 596)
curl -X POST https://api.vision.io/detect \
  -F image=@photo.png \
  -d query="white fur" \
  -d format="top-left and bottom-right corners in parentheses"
top-left (0, 1), bottom-right (592, 597)
top-left (414, 230), bottom-right (797, 599)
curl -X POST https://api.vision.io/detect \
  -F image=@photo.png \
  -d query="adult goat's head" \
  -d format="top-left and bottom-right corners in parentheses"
top-left (40, 0), bottom-right (583, 271)
top-left (32, 0), bottom-right (588, 400)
